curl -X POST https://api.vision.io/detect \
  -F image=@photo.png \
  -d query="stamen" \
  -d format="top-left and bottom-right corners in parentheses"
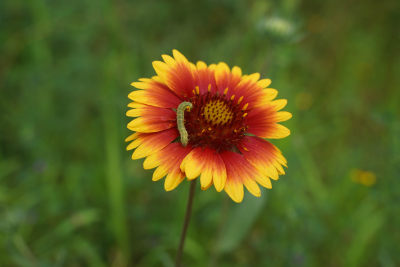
top-left (177, 101), bottom-right (193, 146)
top-left (195, 86), bottom-right (200, 95)
top-left (242, 103), bottom-right (249, 110)
top-left (237, 96), bottom-right (244, 104)
top-left (181, 91), bottom-right (248, 152)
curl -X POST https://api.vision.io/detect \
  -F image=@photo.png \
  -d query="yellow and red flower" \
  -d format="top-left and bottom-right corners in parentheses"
top-left (126, 50), bottom-right (291, 203)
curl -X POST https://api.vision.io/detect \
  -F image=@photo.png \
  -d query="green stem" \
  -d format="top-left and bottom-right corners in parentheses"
top-left (175, 180), bottom-right (196, 267)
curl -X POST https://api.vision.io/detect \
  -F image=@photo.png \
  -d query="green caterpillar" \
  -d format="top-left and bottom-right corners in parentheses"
top-left (177, 102), bottom-right (193, 146)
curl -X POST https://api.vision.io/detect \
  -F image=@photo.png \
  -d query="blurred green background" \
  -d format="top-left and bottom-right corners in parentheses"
top-left (1, 0), bottom-right (399, 266)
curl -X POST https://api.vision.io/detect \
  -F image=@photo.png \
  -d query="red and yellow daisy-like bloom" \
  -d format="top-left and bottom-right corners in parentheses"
top-left (126, 50), bottom-right (291, 203)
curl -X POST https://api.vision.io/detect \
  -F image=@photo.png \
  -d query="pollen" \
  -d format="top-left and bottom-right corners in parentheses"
top-left (203, 100), bottom-right (234, 125)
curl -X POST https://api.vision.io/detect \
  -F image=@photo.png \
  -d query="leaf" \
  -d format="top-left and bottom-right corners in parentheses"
top-left (215, 192), bottom-right (267, 254)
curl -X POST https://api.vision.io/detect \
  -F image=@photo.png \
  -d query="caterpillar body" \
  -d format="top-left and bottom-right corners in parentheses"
top-left (177, 102), bottom-right (193, 146)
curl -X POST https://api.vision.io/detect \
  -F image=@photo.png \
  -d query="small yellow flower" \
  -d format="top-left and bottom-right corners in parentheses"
top-left (350, 169), bottom-right (377, 187)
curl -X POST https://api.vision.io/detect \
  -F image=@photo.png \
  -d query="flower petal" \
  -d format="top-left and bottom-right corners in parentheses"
top-left (195, 62), bottom-right (218, 95)
top-left (164, 167), bottom-right (185, 191)
top-left (200, 167), bottom-right (213, 190)
top-left (128, 129), bottom-right (178, 160)
top-left (214, 62), bottom-right (242, 95)
top-left (152, 50), bottom-right (196, 98)
top-left (126, 104), bottom-right (176, 120)
top-left (255, 89), bottom-right (278, 106)
top-left (243, 177), bottom-right (261, 197)
top-left (212, 152), bottom-right (227, 192)
top-left (224, 179), bottom-right (244, 203)
top-left (246, 106), bottom-right (291, 139)
top-left (128, 80), bottom-right (182, 108)
top-left (231, 77), bottom-right (267, 109)
top-left (125, 133), bottom-right (139, 142)
top-left (142, 143), bottom-right (192, 190)
top-left (275, 111), bottom-right (293, 122)
top-left (180, 147), bottom-right (227, 192)
top-left (180, 147), bottom-right (206, 180)
top-left (270, 99), bottom-right (287, 111)
top-left (239, 136), bottom-right (287, 183)
top-left (257, 79), bottom-right (272, 88)
top-left (220, 151), bottom-right (263, 203)
top-left (127, 117), bottom-right (175, 133)
top-left (126, 104), bottom-right (177, 133)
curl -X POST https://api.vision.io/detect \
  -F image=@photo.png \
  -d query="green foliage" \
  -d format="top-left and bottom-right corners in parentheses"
top-left (1, 0), bottom-right (399, 266)
top-left (215, 194), bottom-right (267, 255)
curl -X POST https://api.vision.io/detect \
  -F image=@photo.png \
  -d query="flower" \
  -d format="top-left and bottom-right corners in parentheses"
top-left (126, 50), bottom-right (292, 203)
top-left (350, 169), bottom-right (377, 187)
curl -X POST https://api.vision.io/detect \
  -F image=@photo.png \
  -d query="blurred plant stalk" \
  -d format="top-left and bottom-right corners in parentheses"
top-left (101, 52), bottom-right (130, 265)
top-left (175, 180), bottom-right (197, 267)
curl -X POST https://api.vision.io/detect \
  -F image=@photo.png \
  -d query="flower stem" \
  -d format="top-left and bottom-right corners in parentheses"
top-left (175, 180), bottom-right (196, 267)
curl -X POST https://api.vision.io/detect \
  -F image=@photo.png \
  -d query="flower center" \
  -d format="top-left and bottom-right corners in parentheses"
top-left (203, 100), bottom-right (234, 126)
top-left (183, 91), bottom-right (248, 152)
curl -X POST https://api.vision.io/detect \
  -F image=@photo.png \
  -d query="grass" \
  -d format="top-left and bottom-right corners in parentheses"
top-left (1, 0), bottom-right (399, 266)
